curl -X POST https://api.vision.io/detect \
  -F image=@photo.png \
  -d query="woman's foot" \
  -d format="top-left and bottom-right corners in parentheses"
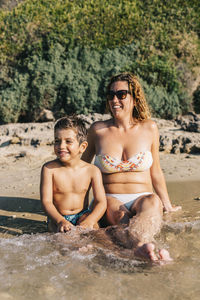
top-left (159, 248), bottom-right (173, 261)
top-left (78, 244), bottom-right (93, 253)
top-left (134, 243), bottom-right (173, 262)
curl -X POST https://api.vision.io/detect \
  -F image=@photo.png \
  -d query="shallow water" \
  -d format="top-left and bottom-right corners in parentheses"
top-left (0, 181), bottom-right (200, 300)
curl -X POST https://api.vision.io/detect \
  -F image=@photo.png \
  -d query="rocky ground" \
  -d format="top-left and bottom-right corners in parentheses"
top-left (1, 112), bottom-right (200, 156)
top-left (0, 112), bottom-right (200, 183)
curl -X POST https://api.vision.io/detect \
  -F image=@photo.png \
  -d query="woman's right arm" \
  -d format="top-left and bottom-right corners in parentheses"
top-left (82, 124), bottom-right (96, 163)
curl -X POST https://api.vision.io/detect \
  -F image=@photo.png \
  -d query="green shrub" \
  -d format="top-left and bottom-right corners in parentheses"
top-left (129, 56), bottom-right (180, 93)
top-left (0, 67), bottom-right (29, 123)
top-left (0, 41), bottom-right (192, 123)
top-left (193, 86), bottom-right (200, 113)
top-left (0, 0), bottom-right (199, 122)
top-left (142, 81), bottom-right (191, 119)
top-left (0, 43), bottom-right (139, 123)
top-left (0, 0), bottom-right (199, 64)
top-left (127, 56), bottom-right (192, 119)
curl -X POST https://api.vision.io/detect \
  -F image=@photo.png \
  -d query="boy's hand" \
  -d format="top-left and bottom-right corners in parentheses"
top-left (57, 219), bottom-right (73, 232)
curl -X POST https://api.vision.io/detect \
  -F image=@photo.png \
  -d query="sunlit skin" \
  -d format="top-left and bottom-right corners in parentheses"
top-left (40, 128), bottom-right (107, 233)
top-left (82, 80), bottom-right (181, 261)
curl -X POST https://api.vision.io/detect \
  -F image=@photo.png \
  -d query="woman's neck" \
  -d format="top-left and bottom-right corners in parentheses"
top-left (112, 115), bottom-right (137, 129)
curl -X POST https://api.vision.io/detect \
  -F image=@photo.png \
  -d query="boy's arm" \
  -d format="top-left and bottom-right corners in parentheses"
top-left (40, 164), bottom-right (72, 232)
top-left (79, 166), bottom-right (107, 228)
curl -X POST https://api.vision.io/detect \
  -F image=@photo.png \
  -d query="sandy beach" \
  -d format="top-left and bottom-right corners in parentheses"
top-left (0, 118), bottom-right (200, 238)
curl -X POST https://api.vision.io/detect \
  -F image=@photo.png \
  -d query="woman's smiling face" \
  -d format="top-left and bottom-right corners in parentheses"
top-left (108, 81), bottom-right (134, 117)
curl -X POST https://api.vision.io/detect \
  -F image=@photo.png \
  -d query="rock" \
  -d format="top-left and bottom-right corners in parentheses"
top-left (21, 138), bottom-right (32, 146)
top-left (175, 112), bottom-right (200, 132)
top-left (0, 114), bottom-right (200, 155)
top-left (78, 113), bottom-right (110, 128)
top-left (10, 136), bottom-right (21, 144)
top-left (31, 138), bottom-right (40, 147)
top-left (15, 151), bottom-right (26, 158)
top-left (171, 145), bottom-right (181, 154)
top-left (186, 121), bottom-right (200, 133)
top-left (159, 135), bottom-right (172, 153)
top-left (183, 143), bottom-right (194, 153)
top-left (37, 109), bottom-right (55, 122)
top-left (189, 144), bottom-right (200, 154)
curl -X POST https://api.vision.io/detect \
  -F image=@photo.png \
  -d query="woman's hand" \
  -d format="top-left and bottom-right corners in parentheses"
top-left (164, 205), bottom-right (182, 213)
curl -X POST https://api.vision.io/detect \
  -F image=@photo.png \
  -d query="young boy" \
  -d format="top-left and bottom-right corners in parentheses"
top-left (40, 116), bottom-right (107, 232)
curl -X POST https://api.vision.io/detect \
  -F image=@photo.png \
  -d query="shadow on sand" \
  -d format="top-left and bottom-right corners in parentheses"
top-left (0, 196), bottom-right (46, 236)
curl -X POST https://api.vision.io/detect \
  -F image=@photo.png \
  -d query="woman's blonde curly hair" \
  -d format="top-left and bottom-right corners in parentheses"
top-left (106, 72), bottom-right (151, 120)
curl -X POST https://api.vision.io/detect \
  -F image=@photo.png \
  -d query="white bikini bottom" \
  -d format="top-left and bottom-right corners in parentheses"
top-left (106, 192), bottom-right (152, 210)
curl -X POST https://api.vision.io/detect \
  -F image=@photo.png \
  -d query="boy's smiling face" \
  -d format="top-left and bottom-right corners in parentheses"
top-left (54, 128), bottom-right (87, 163)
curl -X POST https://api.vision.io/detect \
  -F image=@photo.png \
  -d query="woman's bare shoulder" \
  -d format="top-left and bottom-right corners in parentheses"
top-left (140, 119), bottom-right (158, 131)
top-left (90, 118), bottom-right (112, 132)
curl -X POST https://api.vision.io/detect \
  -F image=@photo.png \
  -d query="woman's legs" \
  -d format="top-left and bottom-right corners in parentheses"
top-left (106, 195), bottom-right (131, 225)
top-left (106, 193), bottom-right (162, 230)
top-left (106, 193), bottom-right (171, 261)
top-left (128, 193), bottom-right (168, 260)
top-left (129, 193), bottom-right (163, 244)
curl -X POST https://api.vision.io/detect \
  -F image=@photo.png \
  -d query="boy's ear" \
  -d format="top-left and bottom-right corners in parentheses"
top-left (79, 141), bottom-right (88, 154)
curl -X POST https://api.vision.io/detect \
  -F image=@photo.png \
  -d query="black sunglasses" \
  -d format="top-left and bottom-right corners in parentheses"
top-left (107, 90), bottom-right (131, 101)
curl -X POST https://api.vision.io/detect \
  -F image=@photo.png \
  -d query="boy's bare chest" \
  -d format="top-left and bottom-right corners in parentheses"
top-left (53, 169), bottom-right (91, 193)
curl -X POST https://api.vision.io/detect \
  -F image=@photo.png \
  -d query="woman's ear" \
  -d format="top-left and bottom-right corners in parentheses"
top-left (79, 141), bottom-right (88, 154)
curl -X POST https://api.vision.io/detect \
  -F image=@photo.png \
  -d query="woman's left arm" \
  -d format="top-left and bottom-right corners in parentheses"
top-left (150, 121), bottom-right (181, 212)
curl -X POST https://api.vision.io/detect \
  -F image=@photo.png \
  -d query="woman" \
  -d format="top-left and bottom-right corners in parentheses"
top-left (82, 72), bottom-right (181, 261)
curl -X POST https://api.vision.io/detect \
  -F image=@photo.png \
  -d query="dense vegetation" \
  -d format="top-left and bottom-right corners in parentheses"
top-left (0, 0), bottom-right (199, 123)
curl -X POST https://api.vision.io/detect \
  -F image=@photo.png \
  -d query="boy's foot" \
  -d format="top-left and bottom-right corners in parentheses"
top-left (134, 243), bottom-right (173, 262)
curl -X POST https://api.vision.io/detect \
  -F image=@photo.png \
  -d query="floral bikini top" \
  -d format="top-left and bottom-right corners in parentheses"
top-left (94, 151), bottom-right (153, 174)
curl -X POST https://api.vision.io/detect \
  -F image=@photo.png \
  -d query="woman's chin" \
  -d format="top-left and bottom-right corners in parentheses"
top-left (112, 109), bottom-right (122, 117)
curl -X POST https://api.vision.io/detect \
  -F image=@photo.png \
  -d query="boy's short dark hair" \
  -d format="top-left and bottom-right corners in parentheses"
top-left (54, 116), bottom-right (87, 144)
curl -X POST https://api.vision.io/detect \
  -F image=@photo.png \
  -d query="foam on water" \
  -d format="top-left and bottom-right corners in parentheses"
top-left (0, 218), bottom-right (200, 300)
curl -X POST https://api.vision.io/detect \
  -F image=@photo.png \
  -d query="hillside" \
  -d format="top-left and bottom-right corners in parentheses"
top-left (0, 0), bottom-right (200, 123)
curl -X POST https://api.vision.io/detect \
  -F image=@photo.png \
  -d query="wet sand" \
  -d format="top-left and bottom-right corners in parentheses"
top-left (0, 146), bottom-right (200, 238)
